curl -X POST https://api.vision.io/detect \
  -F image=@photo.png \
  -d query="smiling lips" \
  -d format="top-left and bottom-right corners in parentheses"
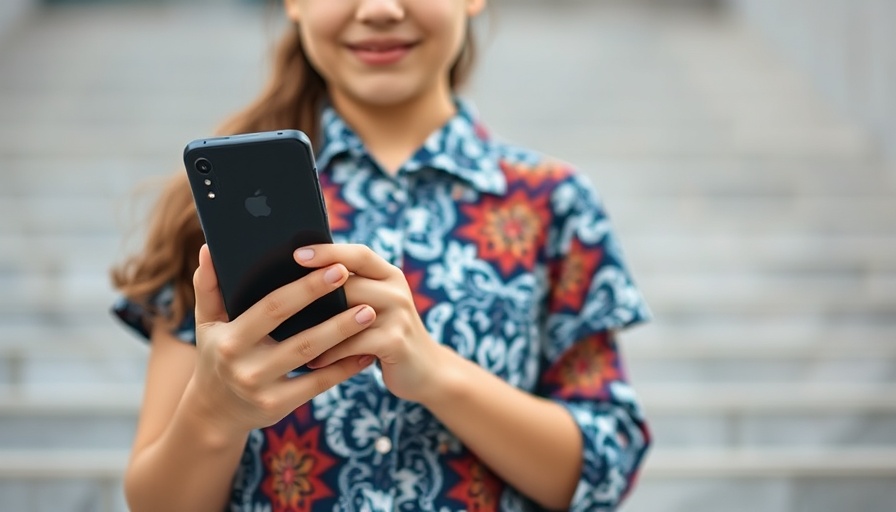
top-left (347, 39), bottom-right (418, 66)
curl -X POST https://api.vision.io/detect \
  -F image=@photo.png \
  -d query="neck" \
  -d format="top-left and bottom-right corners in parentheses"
top-left (329, 85), bottom-right (456, 175)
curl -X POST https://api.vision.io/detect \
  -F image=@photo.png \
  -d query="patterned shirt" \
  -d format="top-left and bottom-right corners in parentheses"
top-left (113, 99), bottom-right (652, 512)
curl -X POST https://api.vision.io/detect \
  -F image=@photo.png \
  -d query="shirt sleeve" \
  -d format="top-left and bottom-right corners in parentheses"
top-left (110, 283), bottom-right (197, 344)
top-left (538, 171), bottom-right (651, 511)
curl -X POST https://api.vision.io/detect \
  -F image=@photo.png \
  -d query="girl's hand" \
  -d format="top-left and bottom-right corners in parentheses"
top-left (295, 244), bottom-right (452, 403)
top-left (186, 244), bottom-right (377, 437)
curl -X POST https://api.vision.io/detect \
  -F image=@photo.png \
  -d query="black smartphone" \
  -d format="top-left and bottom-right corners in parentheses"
top-left (183, 130), bottom-right (347, 341)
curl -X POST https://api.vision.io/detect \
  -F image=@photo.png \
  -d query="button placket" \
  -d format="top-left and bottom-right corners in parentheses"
top-left (387, 176), bottom-right (409, 268)
top-left (371, 398), bottom-right (400, 497)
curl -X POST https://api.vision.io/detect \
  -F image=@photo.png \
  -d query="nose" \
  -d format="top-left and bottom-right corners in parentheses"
top-left (355, 0), bottom-right (405, 26)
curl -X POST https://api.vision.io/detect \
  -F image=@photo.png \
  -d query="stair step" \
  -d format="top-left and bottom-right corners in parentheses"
top-left (624, 234), bottom-right (896, 273)
top-left (638, 384), bottom-right (896, 412)
top-left (623, 474), bottom-right (895, 512)
top-left (3, 350), bottom-right (893, 387)
top-left (1, 383), bottom-right (892, 414)
top-left (3, 194), bottom-right (896, 234)
top-left (643, 448), bottom-right (896, 477)
top-left (640, 274), bottom-right (896, 315)
top-left (4, 271), bottom-right (896, 317)
top-left (628, 359), bottom-right (896, 384)
top-left (515, 124), bottom-right (874, 161)
top-left (6, 156), bottom-right (894, 197)
top-left (2, 447), bottom-right (895, 480)
top-left (584, 158), bottom-right (896, 196)
top-left (626, 340), bottom-right (896, 359)
top-left (3, 332), bottom-right (893, 360)
top-left (6, 234), bottom-right (896, 280)
top-left (0, 450), bottom-right (128, 479)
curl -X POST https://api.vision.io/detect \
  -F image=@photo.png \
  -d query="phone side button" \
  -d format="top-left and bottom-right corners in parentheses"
top-left (315, 169), bottom-right (331, 222)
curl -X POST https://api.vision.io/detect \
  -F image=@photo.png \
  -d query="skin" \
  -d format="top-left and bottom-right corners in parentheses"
top-left (125, 1), bottom-right (583, 511)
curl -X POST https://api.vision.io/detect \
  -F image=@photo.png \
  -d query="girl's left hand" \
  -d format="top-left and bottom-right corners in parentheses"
top-left (294, 244), bottom-right (451, 403)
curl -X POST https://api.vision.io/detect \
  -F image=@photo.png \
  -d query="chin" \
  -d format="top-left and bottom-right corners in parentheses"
top-left (343, 78), bottom-right (430, 108)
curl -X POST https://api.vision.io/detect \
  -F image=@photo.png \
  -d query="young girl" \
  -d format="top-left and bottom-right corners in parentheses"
top-left (112, 1), bottom-right (651, 511)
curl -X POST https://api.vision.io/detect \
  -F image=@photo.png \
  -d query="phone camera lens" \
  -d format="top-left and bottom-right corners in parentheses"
top-left (195, 158), bottom-right (212, 174)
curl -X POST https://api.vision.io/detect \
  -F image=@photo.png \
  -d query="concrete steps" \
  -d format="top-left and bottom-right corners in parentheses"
top-left (2, 343), bottom-right (894, 388)
top-left (5, 194), bottom-right (896, 234)
top-left (1, 384), bottom-right (894, 456)
top-left (5, 272), bottom-right (895, 318)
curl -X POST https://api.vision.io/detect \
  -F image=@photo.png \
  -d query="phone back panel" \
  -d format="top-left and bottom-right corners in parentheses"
top-left (183, 130), bottom-right (346, 340)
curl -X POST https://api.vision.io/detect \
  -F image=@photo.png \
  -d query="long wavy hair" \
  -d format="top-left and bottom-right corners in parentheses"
top-left (111, 22), bottom-right (479, 331)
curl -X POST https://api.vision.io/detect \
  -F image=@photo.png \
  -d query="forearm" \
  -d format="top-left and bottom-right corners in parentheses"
top-left (422, 346), bottom-right (582, 510)
top-left (125, 380), bottom-right (248, 512)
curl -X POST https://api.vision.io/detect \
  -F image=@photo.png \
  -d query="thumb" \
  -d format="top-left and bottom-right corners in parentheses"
top-left (193, 244), bottom-right (229, 325)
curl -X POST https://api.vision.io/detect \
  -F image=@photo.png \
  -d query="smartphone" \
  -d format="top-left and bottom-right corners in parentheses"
top-left (183, 130), bottom-right (347, 341)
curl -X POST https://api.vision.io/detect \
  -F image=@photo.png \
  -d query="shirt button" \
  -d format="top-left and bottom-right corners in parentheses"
top-left (374, 436), bottom-right (393, 454)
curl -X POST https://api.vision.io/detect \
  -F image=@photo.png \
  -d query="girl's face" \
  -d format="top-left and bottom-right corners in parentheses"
top-left (285, 0), bottom-right (485, 108)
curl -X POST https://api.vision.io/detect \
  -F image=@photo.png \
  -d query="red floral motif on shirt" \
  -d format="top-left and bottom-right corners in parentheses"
top-left (262, 425), bottom-right (335, 512)
top-left (458, 162), bottom-right (550, 275)
top-left (457, 187), bottom-right (548, 277)
top-left (405, 270), bottom-right (435, 315)
top-left (551, 238), bottom-right (603, 313)
top-left (447, 455), bottom-right (504, 512)
top-left (501, 159), bottom-right (573, 191)
top-left (318, 176), bottom-right (352, 233)
top-left (541, 332), bottom-right (622, 400)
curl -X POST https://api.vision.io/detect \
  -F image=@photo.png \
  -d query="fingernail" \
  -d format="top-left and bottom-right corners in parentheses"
top-left (325, 266), bottom-right (344, 284)
top-left (295, 248), bottom-right (315, 262)
top-left (359, 355), bottom-right (375, 367)
top-left (354, 306), bottom-right (375, 324)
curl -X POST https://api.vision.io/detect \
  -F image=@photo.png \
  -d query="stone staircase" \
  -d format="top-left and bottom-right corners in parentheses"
top-left (1, 2), bottom-right (894, 511)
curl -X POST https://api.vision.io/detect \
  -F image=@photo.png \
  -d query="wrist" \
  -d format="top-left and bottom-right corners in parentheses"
top-left (176, 376), bottom-right (251, 451)
top-left (417, 344), bottom-right (475, 410)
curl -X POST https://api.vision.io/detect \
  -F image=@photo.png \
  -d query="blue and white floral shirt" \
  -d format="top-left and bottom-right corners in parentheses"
top-left (114, 99), bottom-right (652, 512)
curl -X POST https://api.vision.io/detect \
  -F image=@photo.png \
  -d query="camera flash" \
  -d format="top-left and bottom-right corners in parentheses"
top-left (204, 179), bottom-right (212, 186)
top-left (208, 192), bottom-right (216, 199)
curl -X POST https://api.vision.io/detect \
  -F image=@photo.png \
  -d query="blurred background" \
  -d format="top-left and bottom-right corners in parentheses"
top-left (1, 0), bottom-right (895, 511)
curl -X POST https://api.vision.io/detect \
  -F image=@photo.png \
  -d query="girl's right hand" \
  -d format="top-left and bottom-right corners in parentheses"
top-left (182, 244), bottom-right (377, 438)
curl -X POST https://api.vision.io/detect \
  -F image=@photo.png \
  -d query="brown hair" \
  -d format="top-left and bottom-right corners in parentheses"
top-left (111, 23), bottom-right (479, 331)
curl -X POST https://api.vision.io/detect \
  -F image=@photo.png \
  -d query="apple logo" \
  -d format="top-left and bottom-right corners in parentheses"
top-left (245, 190), bottom-right (272, 217)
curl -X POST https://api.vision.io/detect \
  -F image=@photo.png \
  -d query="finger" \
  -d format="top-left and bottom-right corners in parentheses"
top-left (276, 354), bottom-right (376, 406)
top-left (305, 333), bottom-right (375, 370)
top-left (266, 304), bottom-right (377, 376)
top-left (230, 263), bottom-right (350, 342)
top-left (193, 244), bottom-right (229, 325)
top-left (341, 274), bottom-right (402, 309)
top-left (294, 244), bottom-right (395, 281)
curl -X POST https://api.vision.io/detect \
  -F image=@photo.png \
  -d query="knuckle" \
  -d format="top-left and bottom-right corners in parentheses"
top-left (311, 372), bottom-right (338, 397)
top-left (294, 334), bottom-right (317, 359)
top-left (215, 337), bottom-right (240, 362)
top-left (261, 293), bottom-right (288, 321)
top-left (388, 287), bottom-right (407, 303)
top-left (253, 394), bottom-right (280, 417)
top-left (232, 367), bottom-right (262, 392)
top-left (361, 244), bottom-right (377, 258)
top-left (386, 265), bottom-right (402, 279)
top-left (298, 271), bottom-right (328, 300)
top-left (386, 325), bottom-right (407, 346)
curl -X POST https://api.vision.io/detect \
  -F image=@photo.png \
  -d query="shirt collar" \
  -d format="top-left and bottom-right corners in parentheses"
top-left (315, 98), bottom-right (507, 196)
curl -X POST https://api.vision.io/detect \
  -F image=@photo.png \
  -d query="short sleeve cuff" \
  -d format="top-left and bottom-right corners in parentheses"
top-left (558, 382), bottom-right (651, 511)
top-left (110, 284), bottom-right (196, 344)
